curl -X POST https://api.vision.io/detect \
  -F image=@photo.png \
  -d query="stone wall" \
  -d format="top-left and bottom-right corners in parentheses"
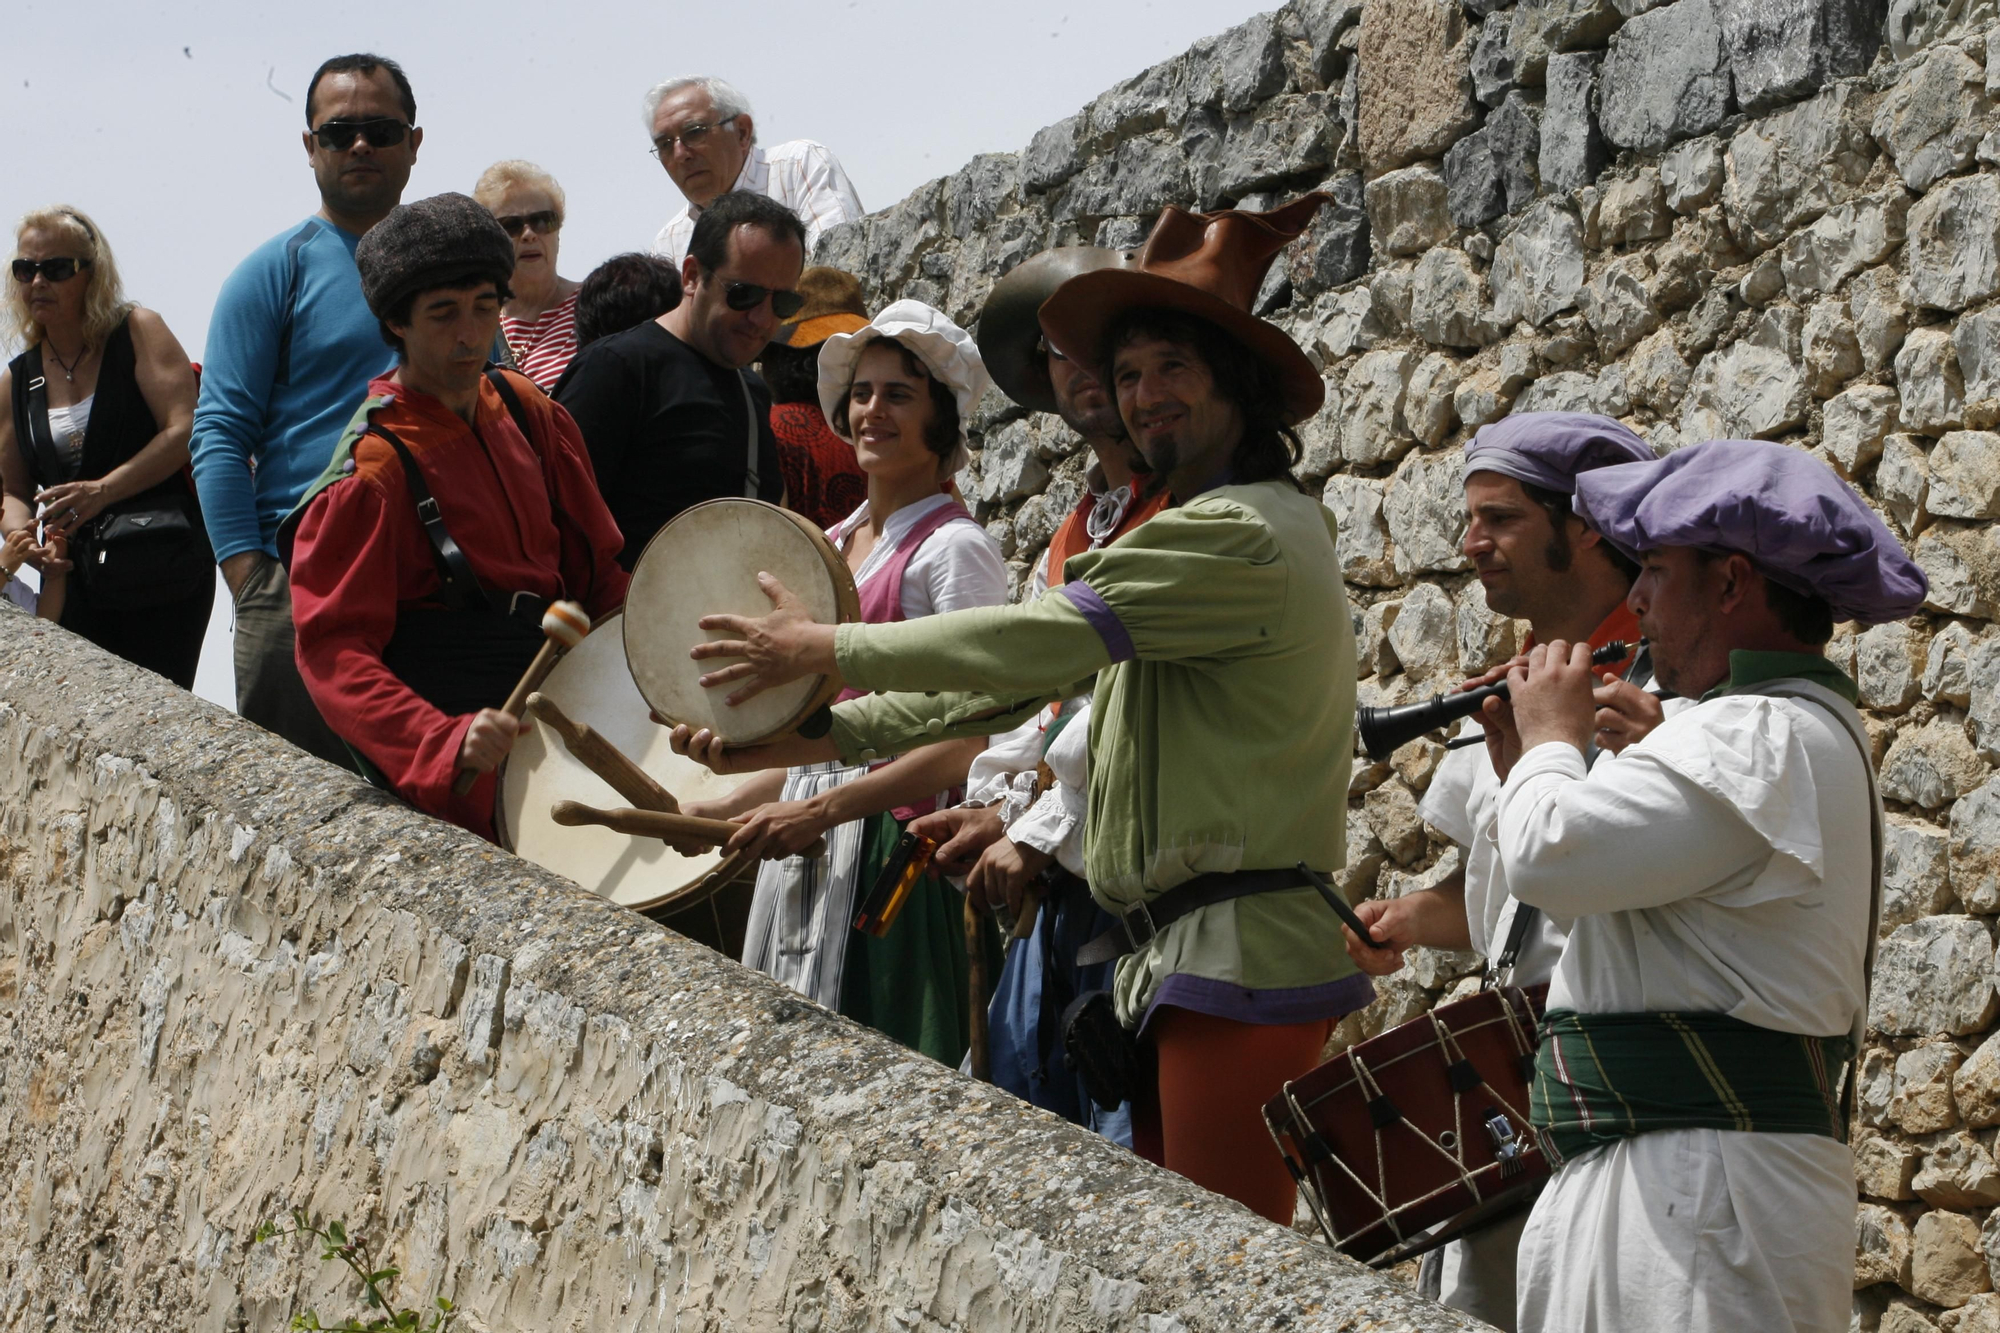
top-left (815, 1), bottom-right (2000, 1325)
top-left (0, 608), bottom-right (1484, 1329)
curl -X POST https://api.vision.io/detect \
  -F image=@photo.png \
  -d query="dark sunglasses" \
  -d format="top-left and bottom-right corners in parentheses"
top-left (10, 257), bottom-right (91, 284)
top-left (495, 210), bottom-right (561, 238)
top-left (724, 281), bottom-right (805, 319)
top-left (312, 118), bottom-right (411, 151)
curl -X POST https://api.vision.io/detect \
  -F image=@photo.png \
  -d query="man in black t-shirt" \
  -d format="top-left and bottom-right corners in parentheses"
top-left (557, 191), bottom-right (803, 567)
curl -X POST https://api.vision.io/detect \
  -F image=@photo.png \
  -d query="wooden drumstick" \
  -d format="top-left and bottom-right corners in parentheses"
top-left (549, 800), bottom-right (827, 859)
top-left (525, 692), bottom-right (680, 814)
top-left (452, 600), bottom-right (590, 796)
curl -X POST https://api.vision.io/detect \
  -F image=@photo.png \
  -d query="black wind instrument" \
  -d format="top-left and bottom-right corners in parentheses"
top-left (1356, 641), bottom-right (1633, 762)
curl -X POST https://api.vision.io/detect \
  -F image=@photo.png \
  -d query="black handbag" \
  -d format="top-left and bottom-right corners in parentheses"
top-left (19, 348), bottom-right (211, 611)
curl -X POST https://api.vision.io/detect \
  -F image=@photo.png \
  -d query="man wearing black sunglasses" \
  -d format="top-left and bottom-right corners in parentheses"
top-left (190, 52), bottom-right (422, 766)
top-left (557, 191), bottom-right (801, 569)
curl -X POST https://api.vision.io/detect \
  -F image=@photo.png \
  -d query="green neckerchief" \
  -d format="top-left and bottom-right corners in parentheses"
top-left (1701, 649), bottom-right (1859, 704)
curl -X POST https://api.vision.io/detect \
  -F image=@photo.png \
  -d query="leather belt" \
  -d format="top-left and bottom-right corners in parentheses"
top-left (1076, 867), bottom-right (1323, 966)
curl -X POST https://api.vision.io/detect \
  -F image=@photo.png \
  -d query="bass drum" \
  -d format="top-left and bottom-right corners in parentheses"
top-left (498, 611), bottom-right (758, 951)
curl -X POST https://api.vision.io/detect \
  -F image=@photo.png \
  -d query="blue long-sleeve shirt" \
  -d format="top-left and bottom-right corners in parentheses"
top-left (192, 216), bottom-right (394, 563)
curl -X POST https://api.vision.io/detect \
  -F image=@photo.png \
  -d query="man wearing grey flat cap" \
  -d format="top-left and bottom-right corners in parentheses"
top-left (1479, 440), bottom-right (1926, 1332)
top-left (1341, 410), bottom-right (1656, 1330)
top-left (281, 193), bottom-right (628, 840)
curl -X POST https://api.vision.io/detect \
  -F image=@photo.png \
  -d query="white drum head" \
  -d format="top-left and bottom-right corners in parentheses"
top-left (500, 613), bottom-right (753, 910)
top-left (624, 499), bottom-right (853, 744)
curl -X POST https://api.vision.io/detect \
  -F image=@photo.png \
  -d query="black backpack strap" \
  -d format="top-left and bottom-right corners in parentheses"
top-left (484, 364), bottom-right (600, 605)
top-left (485, 365), bottom-right (534, 441)
top-left (272, 220), bottom-right (319, 387)
top-left (18, 348), bottom-right (72, 489)
top-left (369, 424), bottom-right (492, 613)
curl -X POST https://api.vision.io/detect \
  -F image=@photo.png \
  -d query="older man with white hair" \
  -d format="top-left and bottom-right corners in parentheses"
top-left (644, 75), bottom-right (863, 265)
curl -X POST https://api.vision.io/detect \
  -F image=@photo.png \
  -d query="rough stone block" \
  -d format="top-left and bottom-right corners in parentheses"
top-left (1974, 637), bottom-right (2000, 764)
top-left (1823, 384), bottom-right (1900, 477)
top-left (1580, 254), bottom-right (1664, 358)
top-left (1491, 201), bottom-right (1586, 326)
top-left (1802, 298), bottom-right (1863, 399)
top-left (1861, 621), bottom-right (1930, 713)
top-left (1920, 521), bottom-right (2000, 617)
top-left (1908, 174), bottom-right (2000, 312)
top-left (1388, 581), bottom-right (1461, 681)
top-left (1856, 1133), bottom-right (1921, 1200)
top-left (1894, 1041), bottom-right (1968, 1133)
top-left (1852, 266), bottom-right (1912, 373)
top-left (1412, 248), bottom-right (1505, 347)
top-left (1779, 189), bottom-right (1913, 300)
top-left (1599, 169), bottom-right (1674, 244)
top-left (1598, 0), bottom-right (1734, 154)
top-left (1364, 779), bottom-right (1429, 864)
top-left (1959, 311), bottom-right (2000, 424)
top-left (1952, 771), bottom-right (2000, 911)
top-left (976, 420), bottom-right (1051, 503)
top-left (1901, 329), bottom-right (1969, 436)
top-left (1859, 1202), bottom-right (1916, 1287)
top-left (1368, 166), bottom-right (1455, 258)
top-left (1324, 475), bottom-right (1401, 586)
top-left (1882, 716), bottom-right (1992, 810)
top-left (1931, 433), bottom-right (2000, 520)
top-left (1343, 349), bottom-right (1422, 465)
top-left (1219, 93), bottom-right (1337, 197)
top-left (1917, 1147), bottom-right (2000, 1226)
top-left (1385, 448), bottom-right (1473, 574)
top-left (1714, 0), bottom-right (1889, 113)
top-left (1924, 1205), bottom-right (2000, 1310)
top-left (1358, 0), bottom-right (1482, 170)
top-left (1927, 621), bottom-right (1979, 708)
top-left (1289, 173), bottom-right (1372, 300)
top-left (1888, 0), bottom-right (2000, 60)
top-left (1883, 433), bottom-right (1934, 536)
top-left (1446, 94), bottom-right (1542, 227)
top-left (1219, 11), bottom-right (1289, 110)
top-left (1454, 367), bottom-right (1511, 427)
top-left (1054, 134), bottom-right (1190, 223)
top-left (1507, 0), bottom-right (1624, 84)
top-left (1661, 136), bottom-right (1725, 211)
top-left (1679, 309), bottom-right (1809, 440)
top-left (1958, 1030), bottom-right (2000, 1127)
top-left (1301, 0), bottom-right (1368, 81)
top-left (1722, 84), bottom-right (1879, 254)
top-left (1874, 46), bottom-right (1991, 194)
top-left (1023, 115), bottom-right (1083, 194)
top-left (1863, 1044), bottom-right (1900, 1127)
top-left (1407, 352), bottom-right (1467, 445)
top-left (1873, 913), bottom-right (2000, 1036)
top-left (1455, 578), bottom-right (1518, 671)
top-left (1540, 52), bottom-right (1610, 193)
top-left (1472, 11), bottom-right (1520, 106)
top-left (1627, 327), bottom-right (1693, 413)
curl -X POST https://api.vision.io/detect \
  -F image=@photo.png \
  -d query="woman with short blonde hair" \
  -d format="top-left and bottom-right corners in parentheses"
top-left (475, 160), bottom-right (581, 388)
top-left (0, 206), bottom-right (214, 686)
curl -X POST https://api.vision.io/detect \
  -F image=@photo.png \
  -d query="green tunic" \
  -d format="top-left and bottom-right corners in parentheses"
top-left (827, 480), bottom-right (1361, 1026)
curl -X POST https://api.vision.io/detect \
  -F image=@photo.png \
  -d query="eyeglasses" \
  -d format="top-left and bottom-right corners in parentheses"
top-left (312, 118), bottom-right (412, 152)
top-left (724, 280), bottom-right (805, 319)
top-left (495, 211), bottom-right (561, 238)
top-left (10, 257), bottom-right (91, 284)
top-left (651, 116), bottom-right (738, 157)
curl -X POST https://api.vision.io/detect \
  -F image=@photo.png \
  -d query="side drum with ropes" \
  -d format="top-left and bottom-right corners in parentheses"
top-left (1263, 984), bottom-right (1551, 1267)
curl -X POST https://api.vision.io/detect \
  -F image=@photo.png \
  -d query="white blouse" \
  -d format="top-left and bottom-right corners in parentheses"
top-left (829, 492), bottom-right (1007, 619)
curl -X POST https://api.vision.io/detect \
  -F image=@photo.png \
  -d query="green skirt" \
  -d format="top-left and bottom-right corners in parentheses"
top-left (839, 811), bottom-right (1001, 1068)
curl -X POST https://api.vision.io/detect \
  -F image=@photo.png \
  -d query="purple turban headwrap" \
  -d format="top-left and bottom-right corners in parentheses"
top-left (1461, 412), bottom-right (1656, 494)
top-left (1572, 439), bottom-right (1928, 626)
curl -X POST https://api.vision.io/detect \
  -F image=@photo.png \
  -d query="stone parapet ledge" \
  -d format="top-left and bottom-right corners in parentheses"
top-left (0, 605), bottom-right (1487, 1331)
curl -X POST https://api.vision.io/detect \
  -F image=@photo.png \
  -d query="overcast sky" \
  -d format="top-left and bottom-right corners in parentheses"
top-left (5, 0), bottom-right (1276, 708)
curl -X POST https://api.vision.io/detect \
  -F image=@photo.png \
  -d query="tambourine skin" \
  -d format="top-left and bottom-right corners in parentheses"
top-left (624, 499), bottom-right (861, 745)
top-left (498, 612), bottom-right (756, 912)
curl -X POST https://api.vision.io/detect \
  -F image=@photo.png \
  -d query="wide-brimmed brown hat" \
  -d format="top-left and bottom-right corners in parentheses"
top-left (1037, 194), bottom-right (1330, 424)
top-left (773, 266), bottom-right (870, 347)
top-left (977, 246), bottom-right (1138, 413)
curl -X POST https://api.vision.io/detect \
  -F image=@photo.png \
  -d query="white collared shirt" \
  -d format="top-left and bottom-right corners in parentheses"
top-left (652, 140), bottom-right (864, 265)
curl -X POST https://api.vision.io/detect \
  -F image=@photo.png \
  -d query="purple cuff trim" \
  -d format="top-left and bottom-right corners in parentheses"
top-left (1059, 580), bottom-right (1136, 663)
top-left (1141, 972), bottom-right (1376, 1035)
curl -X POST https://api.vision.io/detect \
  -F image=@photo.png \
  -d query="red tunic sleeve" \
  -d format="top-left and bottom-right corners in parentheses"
top-left (289, 466), bottom-right (493, 835)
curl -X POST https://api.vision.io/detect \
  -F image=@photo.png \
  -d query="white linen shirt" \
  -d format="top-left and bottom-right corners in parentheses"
top-left (829, 493), bottom-right (1007, 619)
top-left (652, 140), bottom-right (864, 265)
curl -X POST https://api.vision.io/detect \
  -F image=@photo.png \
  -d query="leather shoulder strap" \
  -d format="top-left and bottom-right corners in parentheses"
top-left (272, 220), bottom-right (321, 388)
top-left (737, 371), bottom-right (762, 498)
top-left (17, 348), bottom-right (71, 488)
top-left (368, 424), bottom-right (492, 613)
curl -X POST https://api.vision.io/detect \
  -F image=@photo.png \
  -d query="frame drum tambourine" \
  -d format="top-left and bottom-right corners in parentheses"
top-left (498, 611), bottom-right (755, 913)
top-left (623, 498), bottom-right (861, 744)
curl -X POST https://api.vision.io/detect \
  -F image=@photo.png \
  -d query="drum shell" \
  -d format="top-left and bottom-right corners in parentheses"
top-left (623, 499), bottom-right (861, 744)
top-left (1264, 986), bottom-right (1550, 1265)
top-left (498, 611), bottom-right (757, 914)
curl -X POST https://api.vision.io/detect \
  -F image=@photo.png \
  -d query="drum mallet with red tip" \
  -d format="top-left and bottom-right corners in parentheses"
top-left (452, 599), bottom-right (590, 795)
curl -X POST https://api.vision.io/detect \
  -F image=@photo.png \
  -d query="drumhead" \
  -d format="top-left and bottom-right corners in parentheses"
top-left (499, 612), bottom-right (756, 912)
top-left (624, 499), bottom-right (859, 744)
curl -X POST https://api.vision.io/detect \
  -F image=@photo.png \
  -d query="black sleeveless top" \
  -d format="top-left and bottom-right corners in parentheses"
top-left (8, 315), bottom-right (184, 509)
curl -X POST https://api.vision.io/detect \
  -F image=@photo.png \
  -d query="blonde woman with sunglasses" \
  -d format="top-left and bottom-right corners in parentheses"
top-left (475, 161), bottom-right (582, 389)
top-left (1, 205), bottom-right (211, 686)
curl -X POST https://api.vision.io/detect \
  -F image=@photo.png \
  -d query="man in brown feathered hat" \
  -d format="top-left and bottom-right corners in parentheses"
top-left (669, 197), bottom-right (1371, 1223)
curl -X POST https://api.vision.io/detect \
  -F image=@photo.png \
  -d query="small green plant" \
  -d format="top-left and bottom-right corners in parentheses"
top-left (254, 1210), bottom-right (456, 1332)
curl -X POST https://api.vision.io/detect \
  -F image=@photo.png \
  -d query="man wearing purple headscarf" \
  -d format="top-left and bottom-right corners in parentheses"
top-left (1478, 440), bottom-right (1924, 1333)
top-left (1341, 411), bottom-right (1655, 1329)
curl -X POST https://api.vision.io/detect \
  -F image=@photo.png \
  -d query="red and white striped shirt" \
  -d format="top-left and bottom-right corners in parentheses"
top-left (500, 291), bottom-right (580, 390)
